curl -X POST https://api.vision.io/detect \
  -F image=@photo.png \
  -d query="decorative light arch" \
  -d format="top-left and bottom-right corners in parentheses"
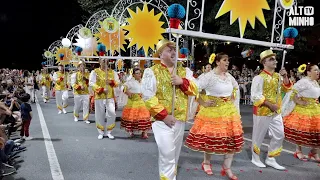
top-left (85, 10), bottom-right (110, 34)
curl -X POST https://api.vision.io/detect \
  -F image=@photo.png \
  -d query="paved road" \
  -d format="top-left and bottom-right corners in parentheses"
top-left (3, 92), bottom-right (320, 180)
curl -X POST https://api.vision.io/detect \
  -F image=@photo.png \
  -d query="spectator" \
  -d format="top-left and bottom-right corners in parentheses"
top-left (20, 93), bottom-right (32, 140)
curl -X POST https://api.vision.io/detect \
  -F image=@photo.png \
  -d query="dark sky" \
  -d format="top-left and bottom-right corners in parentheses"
top-left (0, 0), bottom-right (319, 70)
top-left (0, 0), bottom-right (85, 70)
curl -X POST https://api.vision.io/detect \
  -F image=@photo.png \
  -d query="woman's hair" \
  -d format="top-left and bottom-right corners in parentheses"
top-left (132, 68), bottom-right (141, 75)
top-left (213, 52), bottom-right (228, 67)
top-left (305, 64), bottom-right (317, 75)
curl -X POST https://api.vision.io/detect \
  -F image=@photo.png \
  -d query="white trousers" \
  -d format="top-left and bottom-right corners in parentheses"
top-left (152, 120), bottom-right (185, 180)
top-left (95, 99), bottom-right (116, 135)
top-left (74, 94), bottom-right (89, 121)
top-left (252, 114), bottom-right (285, 157)
top-left (42, 86), bottom-right (50, 101)
top-left (25, 86), bottom-right (34, 102)
top-left (55, 90), bottom-right (68, 110)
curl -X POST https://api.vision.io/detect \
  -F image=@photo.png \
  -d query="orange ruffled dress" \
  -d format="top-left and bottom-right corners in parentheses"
top-left (120, 79), bottom-right (151, 132)
top-left (185, 71), bottom-right (244, 154)
top-left (282, 77), bottom-right (320, 148)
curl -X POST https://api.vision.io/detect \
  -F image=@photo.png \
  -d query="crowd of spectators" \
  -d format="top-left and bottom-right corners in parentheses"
top-left (0, 68), bottom-right (33, 177)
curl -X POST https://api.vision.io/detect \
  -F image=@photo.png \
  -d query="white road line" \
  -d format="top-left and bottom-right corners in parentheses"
top-left (186, 121), bottom-right (295, 155)
top-left (35, 96), bottom-right (64, 180)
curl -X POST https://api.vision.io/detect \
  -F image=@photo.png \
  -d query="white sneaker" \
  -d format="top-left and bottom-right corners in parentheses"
top-left (62, 109), bottom-right (67, 114)
top-left (25, 137), bottom-right (33, 141)
top-left (98, 134), bottom-right (103, 140)
top-left (106, 133), bottom-right (115, 140)
top-left (85, 120), bottom-right (90, 124)
top-left (265, 157), bottom-right (286, 170)
top-left (74, 117), bottom-right (78, 122)
top-left (14, 139), bottom-right (22, 143)
top-left (20, 136), bottom-right (26, 140)
top-left (58, 110), bottom-right (62, 114)
top-left (251, 154), bottom-right (266, 168)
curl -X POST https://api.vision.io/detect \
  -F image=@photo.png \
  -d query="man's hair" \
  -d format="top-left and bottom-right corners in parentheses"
top-left (21, 93), bottom-right (30, 103)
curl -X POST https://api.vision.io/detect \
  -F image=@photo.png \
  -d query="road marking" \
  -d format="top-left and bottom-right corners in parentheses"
top-left (186, 121), bottom-right (295, 155)
top-left (35, 96), bottom-right (64, 180)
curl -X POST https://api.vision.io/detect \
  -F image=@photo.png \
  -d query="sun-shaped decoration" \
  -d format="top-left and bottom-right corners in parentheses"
top-left (54, 47), bottom-right (73, 65)
top-left (74, 34), bottom-right (98, 56)
top-left (123, 2), bottom-right (165, 55)
top-left (298, 64), bottom-right (307, 73)
top-left (215, 0), bottom-right (270, 38)
top-left (94, 21), bottom-right (127, 54)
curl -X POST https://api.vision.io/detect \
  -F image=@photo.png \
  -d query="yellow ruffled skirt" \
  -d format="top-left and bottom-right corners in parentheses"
top-left (185, 96), bottom-right (244, 154)
top-left (284, 98), bottom-right (320, 148)
top-left (120, 94), bottom-right (151, 132)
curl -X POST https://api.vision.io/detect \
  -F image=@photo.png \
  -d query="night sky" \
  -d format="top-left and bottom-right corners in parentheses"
top-left (1, 0), bottom-right (85, 70)
top-left (1, 0), bottom-right (319, 71)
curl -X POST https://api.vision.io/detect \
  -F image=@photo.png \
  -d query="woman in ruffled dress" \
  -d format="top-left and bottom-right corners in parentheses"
top-left (282, 64), bottom-right (320, 162)
top-left (185, 53), bottom-right (243, 180)
top-left (120, 68), bottom-right (151, 139)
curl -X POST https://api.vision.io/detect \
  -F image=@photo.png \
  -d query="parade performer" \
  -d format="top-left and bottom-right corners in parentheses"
top-left (250, 50), bottom-right (292, 170)
top-left (141, 39), bottom-right (198, 180)
top-left (71, 60), bottom-right (90, 124)
top-left (116, 71), bottom-right (129, 108)
top-left (89, 58), bottom-right (120, 140)
top-left (185, 53), bottom-right (243, 179)
top-left (282, 64), bottom-right (320, 162)
top-left (190, 63), bottom-right (213, 119)
top-left (39, 68), bottom-right (51, 103)
top-left (121, 68), bottom-right (151, 139)
top-left (23, 71), bottom-right (35, 103)
top-left (52, 64), bottom-right (69, 114)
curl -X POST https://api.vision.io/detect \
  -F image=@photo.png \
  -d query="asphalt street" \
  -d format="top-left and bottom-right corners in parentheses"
top-left (3, 92), bottom-right (320, 180)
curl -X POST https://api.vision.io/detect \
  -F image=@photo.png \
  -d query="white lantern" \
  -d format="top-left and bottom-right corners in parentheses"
top-left (62, 38), bottom-right (71, 47)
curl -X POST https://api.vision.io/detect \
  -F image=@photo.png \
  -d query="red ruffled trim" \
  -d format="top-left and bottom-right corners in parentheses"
top-left (121, 119), bottom-right (152, 132)
top-left (179, 78), bottom-right (190, 93)
top-left (185, 133), bottom-right (244, 154)
top-left (154, 109), bottom-right (168, 120)
top-left (285, 127), bottom-right (320, 148)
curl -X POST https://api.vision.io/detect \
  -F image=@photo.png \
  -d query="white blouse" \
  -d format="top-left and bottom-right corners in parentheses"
top-left (197, 70), bottom-right (240, 112)
top-left (124, 78), bottom-right (142, 94)
top-left (282, 77), bottom-right (320, 117)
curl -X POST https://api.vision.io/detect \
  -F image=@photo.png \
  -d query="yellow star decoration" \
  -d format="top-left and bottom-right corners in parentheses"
top-left (94, 22), bottom-right (127, 54)
top-left (123, 2), bottom-right (165, 54)
top-left (215, 0), bottom-right (270, 38)
top-left (54, 47), bottom-right (73, 65)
